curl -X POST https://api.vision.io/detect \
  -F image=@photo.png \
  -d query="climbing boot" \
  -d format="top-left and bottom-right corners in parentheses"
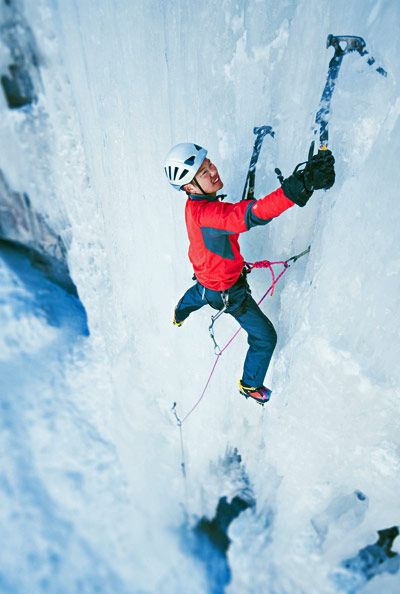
top-left (238, 379), bottom-right (271, 406)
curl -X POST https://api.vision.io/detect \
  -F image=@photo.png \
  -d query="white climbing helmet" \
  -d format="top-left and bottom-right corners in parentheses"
top-left (164, 142), bottom-right (207, 190)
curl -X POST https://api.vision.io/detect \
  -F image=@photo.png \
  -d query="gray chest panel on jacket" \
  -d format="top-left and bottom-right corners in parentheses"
top-left (200, 226), bottom-right (235, 260)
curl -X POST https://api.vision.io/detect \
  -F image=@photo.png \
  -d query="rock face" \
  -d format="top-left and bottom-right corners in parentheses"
top-left (0, 2), bottom-right (76, 294)
top-left (0, 170), bottom-right (77, 294)
top-left (0, 0), bottom-right (42, 109)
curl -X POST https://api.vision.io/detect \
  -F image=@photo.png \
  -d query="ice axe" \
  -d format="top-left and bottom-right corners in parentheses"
top-left (315, 34), bottom-right (387, 151)
top-left (275, 34), bottom-right (387, 183)
top-left (241, 125), bottom-right (275, 201)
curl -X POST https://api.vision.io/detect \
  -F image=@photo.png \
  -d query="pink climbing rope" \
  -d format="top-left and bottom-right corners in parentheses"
top-left (245, 259), bottom-right (288, 296)
top-left (178, 259), bottom-right (291, 425)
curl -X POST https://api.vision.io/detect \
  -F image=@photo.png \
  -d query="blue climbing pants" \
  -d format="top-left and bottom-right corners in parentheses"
top-left (175, 274), bottom-right (277, 387)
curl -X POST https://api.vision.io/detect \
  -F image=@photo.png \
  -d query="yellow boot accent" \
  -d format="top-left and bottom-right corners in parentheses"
top-left (238, 379), bottom-right (257, 393)
top-left (173, 313), bottom-right (183, 327)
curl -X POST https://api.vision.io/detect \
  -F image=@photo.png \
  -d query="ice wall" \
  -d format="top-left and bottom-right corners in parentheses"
top-left (1, 0), bottom-right (399, 593)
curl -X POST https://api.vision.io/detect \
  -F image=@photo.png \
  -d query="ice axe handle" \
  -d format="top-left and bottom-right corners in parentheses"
top-left (308, 140), bottom-right (329, 160)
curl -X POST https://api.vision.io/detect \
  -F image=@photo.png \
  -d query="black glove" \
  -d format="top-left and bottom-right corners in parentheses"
top-left (303, 149), bottom-right (335, 191)
top-left (281, 169), bottom-right (313, 207)
top-left (281, 147), bottom-right (335, 207)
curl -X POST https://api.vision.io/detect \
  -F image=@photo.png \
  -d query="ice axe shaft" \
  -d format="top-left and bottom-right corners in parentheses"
top-left (241, 125), bottom-right (274, 201)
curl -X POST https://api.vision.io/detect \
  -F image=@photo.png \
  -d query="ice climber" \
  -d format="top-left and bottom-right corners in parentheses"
top-left (164, 143), bottom-right (335, 404)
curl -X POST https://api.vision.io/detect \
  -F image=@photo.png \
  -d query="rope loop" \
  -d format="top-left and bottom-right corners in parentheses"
top-left (245, 259), bottom-right (287, 296)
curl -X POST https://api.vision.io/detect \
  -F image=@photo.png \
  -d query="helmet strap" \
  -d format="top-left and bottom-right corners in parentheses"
top-left (193, 176), bottom-right (208, 195)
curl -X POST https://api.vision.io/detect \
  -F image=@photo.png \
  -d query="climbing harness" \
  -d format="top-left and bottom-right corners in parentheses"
top-left (207, 262), bottom-right (280, 355)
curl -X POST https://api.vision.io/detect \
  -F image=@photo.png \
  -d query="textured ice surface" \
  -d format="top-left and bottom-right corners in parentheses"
top-left (0, 0), bottom-right (399, 593)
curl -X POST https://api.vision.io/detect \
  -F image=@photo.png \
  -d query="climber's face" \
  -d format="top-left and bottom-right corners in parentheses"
top-left (185, 158), bottom-right (224, 196)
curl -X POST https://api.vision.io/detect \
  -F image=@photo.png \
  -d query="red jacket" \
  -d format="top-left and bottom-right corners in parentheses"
top-left (185, 188), bottom-right (294, 291)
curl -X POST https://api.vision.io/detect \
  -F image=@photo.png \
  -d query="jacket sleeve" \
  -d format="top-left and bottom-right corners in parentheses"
top-left (192, 199), bottom-right (251, 233)
top-left (193, 187), bottom-right (295, 233)
top-left (246, 187), bottom-right (295, 229)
